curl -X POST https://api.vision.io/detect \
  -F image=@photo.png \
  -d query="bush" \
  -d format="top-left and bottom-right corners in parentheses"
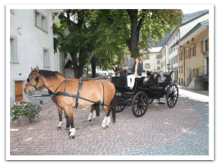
top-left (10, 101), bottom-right (42, 122)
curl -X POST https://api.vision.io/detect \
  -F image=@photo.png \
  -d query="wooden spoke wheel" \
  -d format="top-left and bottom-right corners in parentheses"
top-left (148, 98), bottom-right (154, 104)
top-left (132, 91), bottom-right (148, 117)
top-left (115, 91), bottom-right (126, 113)
top-left (166, 84), bottom-right (179, 108)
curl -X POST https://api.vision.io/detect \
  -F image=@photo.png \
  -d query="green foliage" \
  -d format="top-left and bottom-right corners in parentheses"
top-left (139, 9), bottom-right (183, 48)
top-left (92, 9), bottom-right (129, 70)
top-left (10, 101), bottom-right (42, 122)
top-left (53, 9), bottom-right (183, 72)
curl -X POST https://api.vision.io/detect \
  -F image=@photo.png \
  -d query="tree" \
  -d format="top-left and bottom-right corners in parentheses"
top-left (125, 9), bottom-right (183, 57)
top-left (53, 9), bottom-right (98, 78)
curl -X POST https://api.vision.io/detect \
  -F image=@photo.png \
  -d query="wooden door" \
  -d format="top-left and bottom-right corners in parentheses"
top-left (15, 81), bottom-right (23, 102)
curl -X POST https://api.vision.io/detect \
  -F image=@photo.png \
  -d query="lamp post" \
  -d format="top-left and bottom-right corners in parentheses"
top-left (167, 64), bottom-right (170, 72)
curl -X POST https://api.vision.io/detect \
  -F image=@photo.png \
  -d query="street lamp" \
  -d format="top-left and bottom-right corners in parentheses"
top-left (167, 64), bottom-right (170, 72)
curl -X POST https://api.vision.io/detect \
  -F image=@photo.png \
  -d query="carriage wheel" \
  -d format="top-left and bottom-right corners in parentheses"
top-left (115, 91), bottom-right (125, 113)
top-left (148, 98), bottom-right (154, 104)
top-left (132, 91), bottom-right (148, 117)
top-left (166, 84), bottom-right (179, 108)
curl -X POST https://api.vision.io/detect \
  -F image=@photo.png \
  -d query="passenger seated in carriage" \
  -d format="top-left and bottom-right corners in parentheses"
top-left (158, 71), bottom-right (166, 83)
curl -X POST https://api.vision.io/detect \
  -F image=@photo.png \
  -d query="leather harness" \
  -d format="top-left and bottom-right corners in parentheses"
top-left (26, 72), bottom-right (108, 109)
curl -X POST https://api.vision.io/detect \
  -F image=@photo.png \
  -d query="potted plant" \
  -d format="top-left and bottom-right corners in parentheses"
top-left (10, 101), bottom-right (42, 124)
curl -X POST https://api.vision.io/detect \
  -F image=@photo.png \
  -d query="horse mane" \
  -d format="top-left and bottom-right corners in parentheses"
top-left (39, 70), bottom-right (64, 79)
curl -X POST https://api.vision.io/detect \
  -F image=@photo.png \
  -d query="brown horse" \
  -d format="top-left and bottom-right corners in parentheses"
top-left (24, 67), bottom-right (116, 139)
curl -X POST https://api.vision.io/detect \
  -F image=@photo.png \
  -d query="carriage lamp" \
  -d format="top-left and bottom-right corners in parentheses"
top-left (167, 64), bottom-right (170, 72)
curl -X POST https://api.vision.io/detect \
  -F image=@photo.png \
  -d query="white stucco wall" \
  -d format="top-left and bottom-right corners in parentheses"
top-left (10, 9), bottom-right (60, 105)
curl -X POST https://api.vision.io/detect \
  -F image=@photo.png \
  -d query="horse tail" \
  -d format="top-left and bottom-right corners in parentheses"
top-left (111, 94), bottom-right (116, 123)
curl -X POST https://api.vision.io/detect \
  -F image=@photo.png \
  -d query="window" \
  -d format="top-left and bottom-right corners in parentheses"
top-left (41, 15), bottom-right (47, 31)
top-left (156, 54), bottom-right (161, 59)
top-left (35, 11), bottom-right (40, 27)
top-left (185, 49), bottom-right (188, 59)
top-left (145, 63), bottom-right (150, 69)
top-left (157, 67), bottom-right (160, 71)
top-left (188, 48), bottom-right (191, 58)
top-left (34, 10), bottom-right (47, 32)
top-left (43, 49), bottom-right (50, 67)
top-left (157, 60), bottom-right (160, 64)
top-left (204, 38), bottom-right (208, 52)
top-left (10, 36), bottom-right (18, 63)
top-left (201, 38), bottom-right (209, 53)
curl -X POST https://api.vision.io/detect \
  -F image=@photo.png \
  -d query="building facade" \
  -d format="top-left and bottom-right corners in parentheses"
top-left (10, 9), bottom-right (61, 105)
top-left (142, 47), bottom-right (162, 73)
top-left (175, 20), bottom-right (209, 89)
top-left (164, 11), bottom-right (209, 81)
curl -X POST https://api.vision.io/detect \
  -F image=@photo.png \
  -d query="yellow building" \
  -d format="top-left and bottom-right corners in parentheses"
top-left (174, 19), bottom-right (209, 89)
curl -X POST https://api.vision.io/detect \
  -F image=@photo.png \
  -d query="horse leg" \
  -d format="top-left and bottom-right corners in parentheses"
top-left (101, 105), bottom-right (111, 128)
top-left (56, 104), bottom-right (63, 130)
top-left (88, 104), bottom-right (97, 122)
top-left (64, 111), bottom-right (70, 130)
top-left (64, 106), bottom-right (76, 139)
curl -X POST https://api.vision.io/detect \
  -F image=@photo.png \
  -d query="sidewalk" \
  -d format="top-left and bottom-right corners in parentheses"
top-left (177, 84), bottom-right (209, 96)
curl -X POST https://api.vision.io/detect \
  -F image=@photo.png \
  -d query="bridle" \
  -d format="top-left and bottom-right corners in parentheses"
top-left (26, 72), bottom-right (46, 91)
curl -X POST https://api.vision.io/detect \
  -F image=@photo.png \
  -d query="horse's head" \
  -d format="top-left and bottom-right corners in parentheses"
top-left (24, 66), bottom-right (45, 95)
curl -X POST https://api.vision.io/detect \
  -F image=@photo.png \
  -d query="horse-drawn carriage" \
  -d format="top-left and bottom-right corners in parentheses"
top-left (111, 71), bottom-right (179, 117)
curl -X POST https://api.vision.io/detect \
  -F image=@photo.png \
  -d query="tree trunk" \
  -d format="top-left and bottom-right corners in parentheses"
top-left (70, 51), bottom-right (84, 79)
top-left (91, 57), bottom-right (96, 78)
top-left (73, 66), bottom-right (84, 79)
top-left (127, 9), bottom-right (140, 57)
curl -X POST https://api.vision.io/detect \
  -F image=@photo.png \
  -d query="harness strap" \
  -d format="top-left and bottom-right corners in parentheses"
top-left (52, 92), bottom-right (113, 109)
top-left (53, 76), bottom-right (68, 94)
top-left (75, 78), bottom-right (83, 108)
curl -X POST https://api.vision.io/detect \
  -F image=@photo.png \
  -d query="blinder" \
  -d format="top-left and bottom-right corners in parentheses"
top-left (35, 76), bottom-right (39, 82)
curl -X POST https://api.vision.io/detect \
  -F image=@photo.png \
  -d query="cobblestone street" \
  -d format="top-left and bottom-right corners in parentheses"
top-left (10, 86), bottom-right (209, 156)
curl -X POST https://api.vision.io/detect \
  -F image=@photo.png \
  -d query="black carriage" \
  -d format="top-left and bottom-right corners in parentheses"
top-left (111, 71), bottom-right (179, 117)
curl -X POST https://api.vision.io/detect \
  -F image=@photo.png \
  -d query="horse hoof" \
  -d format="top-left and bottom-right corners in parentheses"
top-left (57, 126), bottom-right (61, 130)
top-left (101, 125), bottom-right (108, 129)
top-left (89, 119), bottom-right (92, 122)
top-left (70, 135), bottom-right (75, 139)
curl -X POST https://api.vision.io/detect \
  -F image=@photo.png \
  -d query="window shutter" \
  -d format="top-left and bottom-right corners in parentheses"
top-left (185, 50), bottom-right (187, 59)
top-left (201, 40), bottom-right (203, 53)
top-left (207, 38), bottom-right (209, 51)
top-left (194, 44), bottom-right (196, 56)
top-left (188, 48), bottom-right (191, 58)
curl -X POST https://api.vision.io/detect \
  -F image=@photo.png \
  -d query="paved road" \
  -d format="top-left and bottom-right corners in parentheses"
top-left (10, 86), bottom-right (209, 155)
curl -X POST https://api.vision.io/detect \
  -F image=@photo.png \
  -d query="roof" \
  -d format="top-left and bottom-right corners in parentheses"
top-left (148, 9), bottom-right (209, 47)
top-left (170, 19), bottom-right (209, 48)
top-left (148, 47), bottom-right (162, 53)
